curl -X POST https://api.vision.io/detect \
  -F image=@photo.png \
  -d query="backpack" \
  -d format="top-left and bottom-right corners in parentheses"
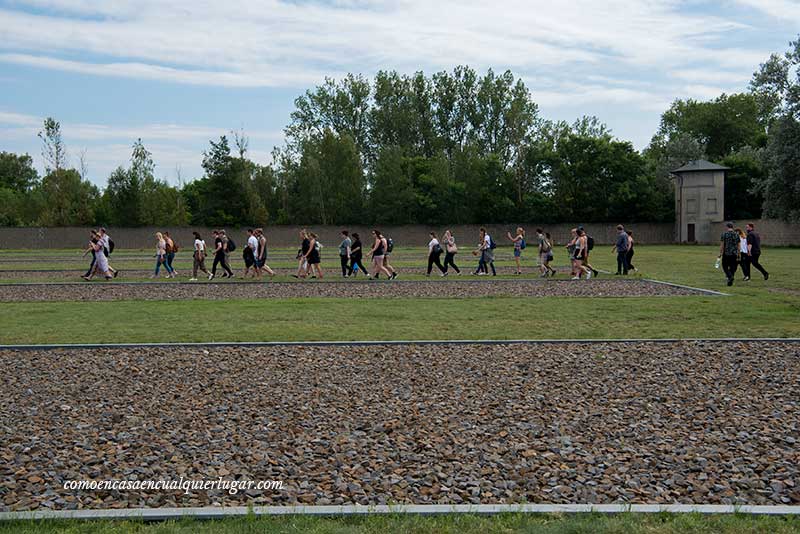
top-left (489, 235), bottom-right (497, 249)
top-left (108, 239), bottom-right (115, 254)
top-left (227, 238), bottom-right (236, 252)
top-left (386, 238), bottom-right (394, 253)
top-left (172, 241), bottom-right (180, 253)
top-left (587, 236), bottom-right (595, 251)
top-left (519, 238), bottom-right (526, 250)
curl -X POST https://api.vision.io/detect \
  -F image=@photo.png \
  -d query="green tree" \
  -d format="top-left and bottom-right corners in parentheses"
top-left (0, 152), bottom-right (39, 192)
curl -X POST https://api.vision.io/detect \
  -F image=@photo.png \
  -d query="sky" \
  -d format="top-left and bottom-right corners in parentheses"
top-left (0, 0), bottom-right (798, 187)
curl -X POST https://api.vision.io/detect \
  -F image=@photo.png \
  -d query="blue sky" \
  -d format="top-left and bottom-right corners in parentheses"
top-left (1, 0), bottom-right (798, 187)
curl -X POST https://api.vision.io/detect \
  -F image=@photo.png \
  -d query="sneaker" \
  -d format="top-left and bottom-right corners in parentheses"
top-left (391, 272), bottom-right (398, 280)
top-left (592, 269), bottom-right (599, 276)
top-left (764, 273), bottom-right (769, 281)
top-left (189, 277), bottom-right (197, 281)
top-left (113, 271), bottom-right (119, 278)
top-left (586, 271), bottom-right (592, 280)
top-left (571, 276), bottom-right (580, 280)
top-left (727, 277), bottom-right (734, 286)
top-left (441, 272), bottom-right (448, 277)
top-left (743, 276), bottom-right (750, 281)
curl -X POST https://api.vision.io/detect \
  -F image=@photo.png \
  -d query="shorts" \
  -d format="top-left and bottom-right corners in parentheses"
top-left (372, 255), bottom-right (384, 261)
top-left (539, 252), bottom-right (549, 265)
top-left (256, 258), bottom-right (265, 268)
top-left (514, 248), bottom-right (521, 258)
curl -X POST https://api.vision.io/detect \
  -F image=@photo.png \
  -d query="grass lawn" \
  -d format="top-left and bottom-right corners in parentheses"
top-left (0, 245), bottom-right (798, 344)
top-left (3, 512), bottom-right (800, 534)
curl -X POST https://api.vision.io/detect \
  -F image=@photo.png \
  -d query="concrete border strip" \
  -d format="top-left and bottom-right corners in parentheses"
top-left (1, 338), bottom-right (798, 351)
top-left (642, 278), bottom-right (730, 296)
top-left (2, 503), bottom-right (800, 521)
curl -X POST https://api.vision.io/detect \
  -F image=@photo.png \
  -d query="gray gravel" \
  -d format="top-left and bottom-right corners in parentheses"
top-left (1, 341), bottom-right (798, 511)
top-left (0, 279), bottom-right (709, 302)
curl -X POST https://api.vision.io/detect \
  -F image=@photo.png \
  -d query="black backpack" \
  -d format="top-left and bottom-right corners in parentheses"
top-left (108, 239), bottom-right (115, 254)
top-left (227, 238), bottom-right (236, 252)
top-left (386, 238), bottom-right (394, 253)
top-left (489, 235), bottom-right (497, 249)
top-left (587, 236), bottom-right (595, 251)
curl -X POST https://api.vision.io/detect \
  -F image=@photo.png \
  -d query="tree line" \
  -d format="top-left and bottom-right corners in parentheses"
top-left (1, 36), bottom-right (798, 227)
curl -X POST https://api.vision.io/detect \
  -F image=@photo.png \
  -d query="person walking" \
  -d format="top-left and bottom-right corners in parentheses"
top-left (426, 231), bottom-right (446, 276)
top-left (383, 235), bottom-right (398, 279)
top-left (190, 231), bottom-right (209, 281)
top-left (579, 226), bottom-right (599, 278)
top-left (293, 229), bottom-right (310, 279)
top-left (613, 224), bottom-right (629, 275)
top-left (255, 228), bottom-right (275, 279)
top-left (442, 230), bottom-right (460, 275)
top-left (718, 221), bottom-right (739, 286)
top-left (97, 227), bottom-right (118, 278)
top-left (746, 223), bottom-right (769, 280)
top-left (736, 227), bottom-right (751, 281)
top-left (572, 229), bottom-right (591, 280)
top-left (220, 230), bottom-right (234, 278)
top-left (506, 227), bottom-right (525, 275)
top-left (370, 229), bottom-right (394, 279)
top-left (339, 230), bottom-right (352, 277)
top-left (625, 231), bottom-right (636, 273)
top-left (537, 229), bottom-right (555, 277)
top-left (242, 228), bottom-right (258, 278)
top-left (152, 231), bottom-right (174, 278)
top-left (84, 236), bottom-right (113, 281)
top-left (163, 231), bottom-right (178, 276)
top-left (210, 230), bottom-right (233, 280)
top-left (349, 232), bottom-right (369, 277)
top-left (82, 229), bottom-right (98, 279)
top-left (566, 228), bottom-right (578, 278)
top-left (474, 227), bottom-right (496, 276)
top-left (306, 232), bottom-right (324, 279)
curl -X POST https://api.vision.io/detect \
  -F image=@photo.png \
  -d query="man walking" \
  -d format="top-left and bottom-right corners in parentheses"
top-left (718, 222), bottom-right (739, 286)
top-left (613, 224), bottom-right (629, 275)
top-left (745, 223), bottom-right (769, 281)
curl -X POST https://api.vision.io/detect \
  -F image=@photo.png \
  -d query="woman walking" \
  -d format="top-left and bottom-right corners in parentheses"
top-left (442, 230), bottom-right (460, 275)
top-left (163, 231), bottom-right (178, 276)
top-left (255, 228), bottom-right (275, 279)
top-left (349, 233), bottom-right (369, 277)
top-left (737, 227), bottom-right (750, 280)
top-left (209, 229), bottom-right (233, 280)
top-left (293, 229), bottom-right (311, 279)
top-left (339, 230), bottom-right (352, 277)
top-left (190, 231), bottom-right (209, 281)
top-left (571, 228), bottom-right (591, 280)
top-left (306, 232), bottom-right (324, 279)
top-left (426, 232), bottom-right (446, 276)
top-left (506, 227), bottom-right (525, 275)
top-left (626, 230), bottom-right (636, 273)
top-left (370, 230), bottom-right (393, 279)
top-left (152, 232), bottom-right (175, 278)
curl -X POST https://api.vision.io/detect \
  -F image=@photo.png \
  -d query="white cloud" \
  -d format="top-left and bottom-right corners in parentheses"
top-left (732, 0), bottom-right (800, 23)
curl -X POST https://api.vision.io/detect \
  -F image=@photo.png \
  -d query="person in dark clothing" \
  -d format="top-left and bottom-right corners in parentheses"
top-left (613, 224), bottom-right (629, 275)
top-left (718, 222), bottom-right (739, 286)
top-left (625, 231), bottom-right (636, 273)
top-left (426, 232), bottom-right (446, 276)
top-left (82, 229), bottom-right (98, 278)
top-left (349, 233), bottom-right (369, 276)
top-left (746, 223), bottom-right (769, 280)
top-left (210, 229), bottom-right (233, 280)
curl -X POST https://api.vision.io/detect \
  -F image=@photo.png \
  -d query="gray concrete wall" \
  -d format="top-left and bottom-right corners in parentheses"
top-left (0, 222), bottom-right (679, 249)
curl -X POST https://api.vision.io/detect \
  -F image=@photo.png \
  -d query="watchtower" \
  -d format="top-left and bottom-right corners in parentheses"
top-left (672, 160), bottom-right (728, 243)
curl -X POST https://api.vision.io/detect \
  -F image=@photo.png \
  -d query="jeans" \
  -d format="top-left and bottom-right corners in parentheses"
top-left (155, 254), bottom-right (174, 275)
top-left (340, 255), bottom-right (352, 276)
top-left (427, 251), bottom-right (445, 274)
top-left (750, 252), bottom-right (768, 278)
top-left (212, 252), bottom-right (233, 276)
top-left (166, 252), bottom-right (176, 272)
top-left (350, 256), bottom-right (368, 276)
top-left (722, 254), bottom-right (738, 280)
top-left (443, 252), bottom-right (460, 273)
top-left (616, 251), bottom-right (628, 274)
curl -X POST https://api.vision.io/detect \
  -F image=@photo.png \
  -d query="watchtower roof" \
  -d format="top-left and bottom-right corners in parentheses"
top-left (671, 159), bottom-right (730, 173)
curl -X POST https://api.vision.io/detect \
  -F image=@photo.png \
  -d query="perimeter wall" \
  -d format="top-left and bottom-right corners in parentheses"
top-left (0, 220), bottom-right (797, 249)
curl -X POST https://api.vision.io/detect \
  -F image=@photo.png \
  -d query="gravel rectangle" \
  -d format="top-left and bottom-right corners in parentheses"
top-left (0, 279), bottom-right (713, 302)
top-left (1, 341), bottom-right (798, 511)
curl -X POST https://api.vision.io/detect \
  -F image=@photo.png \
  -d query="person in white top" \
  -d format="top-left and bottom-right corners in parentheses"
top-left (190, 231), bottom-right (209, 281)
top-left (426, 231), bottom-right (446, 276)
top-left (242, 228), bottom-right (260, 278)
top-left (97, 227), bottom-right (118, 277)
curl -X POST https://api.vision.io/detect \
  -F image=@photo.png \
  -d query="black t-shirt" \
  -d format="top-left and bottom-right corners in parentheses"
top-left (746, 231), bottom-right (761, 255)
top-left (351, 239), bottom-right (362, 259)
top-left (214, 237), bottom-right (223, 254)
top-left (301, 238), bottom-right (311, 255)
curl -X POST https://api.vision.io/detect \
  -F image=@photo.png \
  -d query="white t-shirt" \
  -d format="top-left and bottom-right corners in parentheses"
top-left (428, 238), bottom-right (439, 253)
top-left (101, 234), bottom-right (110, 249)
top-left (483, 234), bottom-right (491, 249)
top-left (739, 236), bottom-right (748, 254)
top-left (248, 235), bottom-right (259, 253)
top-left (195, 238), bottom-right (205, 252)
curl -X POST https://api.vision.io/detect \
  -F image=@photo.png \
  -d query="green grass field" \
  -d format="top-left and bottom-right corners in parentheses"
top-left (0, 245), bottom-right (797, 344)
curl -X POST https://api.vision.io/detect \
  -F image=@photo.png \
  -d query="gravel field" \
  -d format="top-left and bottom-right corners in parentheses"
top-left (0, 278), bottom-right (710, 302)
top-left (1, 341), bottom-right (798, 511)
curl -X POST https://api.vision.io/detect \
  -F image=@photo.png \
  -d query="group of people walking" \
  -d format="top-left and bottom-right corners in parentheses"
top-left (718, 222), bottom-right (769, 286)
top-left (81, 227), bottom-right (117, 281)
